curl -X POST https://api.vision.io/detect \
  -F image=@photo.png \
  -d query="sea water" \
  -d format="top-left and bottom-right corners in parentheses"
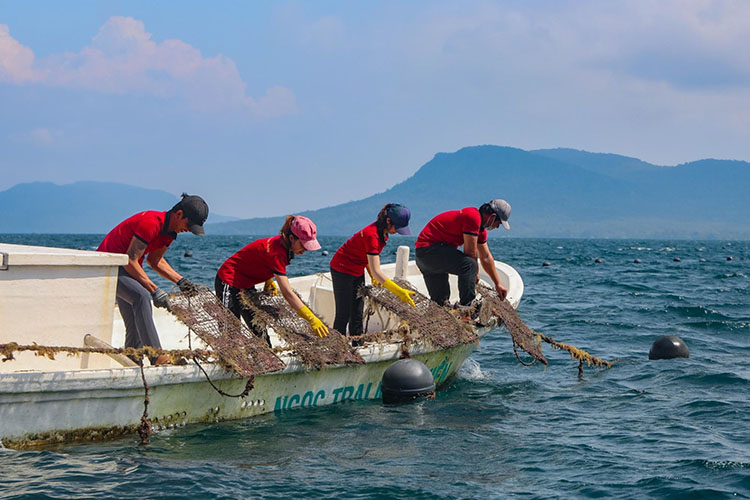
top-left (1, 235), bottom-right (748, 499)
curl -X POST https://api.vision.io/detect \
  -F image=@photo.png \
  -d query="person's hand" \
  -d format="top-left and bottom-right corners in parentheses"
top-left (177, 277), bottom-right (198, 293)
top-left (382, 279), bottom-right (416, 307)
top-left (263, 279), bottom-right (279, 296)
top-left (495, 283), bottom-right (508, 301)
top-left (151, 288), bottom-right (170, 309)
top-left (297, 305), bottom-right (329, 337)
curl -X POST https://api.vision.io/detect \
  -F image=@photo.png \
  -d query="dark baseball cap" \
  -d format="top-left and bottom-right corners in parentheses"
top-left (387, 204), bottom-right (411, 235)
top-left (173, 193), bottom-right (209, 235)
top-left (488, 199), bottom-right (511, 230)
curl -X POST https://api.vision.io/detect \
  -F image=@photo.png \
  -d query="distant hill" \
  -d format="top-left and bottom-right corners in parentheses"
top-left (209, 146), bottom-right (750, 239)
top-left (0, 181), bottom-right (237, 233)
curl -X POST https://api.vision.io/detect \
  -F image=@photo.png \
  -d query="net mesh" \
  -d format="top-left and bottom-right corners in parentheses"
top-left (239, 289), bottom-right (365, 370)
top-left (359, 279), bottom-right (478, 349)
top-left (167, 287), bottom-right (285, 376)
top-left (475, 283), bottom-right (548, 365)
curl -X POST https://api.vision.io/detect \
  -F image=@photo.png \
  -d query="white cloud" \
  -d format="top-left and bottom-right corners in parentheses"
top-left (0, 24), bottom-right (39, 83)
top-left (0, 17), bottom-right (297, 116)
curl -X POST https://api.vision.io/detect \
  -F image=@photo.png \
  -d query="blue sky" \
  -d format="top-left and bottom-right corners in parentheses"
top-left (2, 1), bottom-right (749, 218)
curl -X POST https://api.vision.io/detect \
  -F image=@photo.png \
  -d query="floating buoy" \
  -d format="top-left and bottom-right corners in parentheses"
top-left (542, 261), bottom-right (551, 267)
top-left (634, 258), bottom-right (642, 264)
top-left (727, 256), bottom-right (733, 261)
top-left (649, 335), bottom-right (689, 360)
top-left (699, 258), bottom-right (706, 262)
top-left (673, 257), bottom-right (681, 262)
top-left (321, 250), bottom-right (329, 256)
top-left (594, 258), bottom-right (603, 264)
top-left (184, 251), bottom-right (193, 257)
top-left (381, 359), bottom-right (436, 404)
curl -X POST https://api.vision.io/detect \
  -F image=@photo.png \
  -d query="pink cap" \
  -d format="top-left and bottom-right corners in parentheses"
top-left (290, 216), bottom-right (322, 251)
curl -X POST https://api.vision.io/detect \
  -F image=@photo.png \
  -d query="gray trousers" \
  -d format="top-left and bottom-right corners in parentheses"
top-left (415, 244), bottom-right (478, 306)
top-left (116, 267), bottom-right (162, 349)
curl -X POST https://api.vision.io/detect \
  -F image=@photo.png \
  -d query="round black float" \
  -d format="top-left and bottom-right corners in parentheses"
top-left (321, 250), bottom-right (329, 256)
top-left (381, 359), bottom-right (436, 404)
top-left (673, 257), bottom-right (681, 262)
top-left (184, 250), bottom-right (193, 257)
top-left (594, 258), bottom-right (604, 264)
top-left (542, 261), bottom-right (551, 267)
top-left (634, 258), bottom-right (642, 264)
top-left (649, 335), bottom-right (690, 360)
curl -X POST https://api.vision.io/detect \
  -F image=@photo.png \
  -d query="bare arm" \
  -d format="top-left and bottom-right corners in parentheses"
top-left (275, 274), bottom-right (305, 311)
top-left (462, 233), bottom-right (478, 259)
top-left (367, 254), bottom-right (389, 285)
top-left (123, 236), bottom-right (158, 293)
top-left (477, 242), bottom-right (507, 300)
top-left (146, 246), bottom-right (183, 284)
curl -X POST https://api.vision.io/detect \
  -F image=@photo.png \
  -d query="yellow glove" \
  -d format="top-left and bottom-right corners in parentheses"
top-left (382, 279), bottom-right (416, 307)
top-left (263, 279), bottom-right (279, 296)
top-left (297, 305), bottom-right (329, 338)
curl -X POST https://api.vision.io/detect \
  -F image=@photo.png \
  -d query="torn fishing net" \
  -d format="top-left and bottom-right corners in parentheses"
top-left (167, 287), bottom-right (285, 376)
top-left (359, 279), bottom-right (478, 349)
top-left (239, 289), bottom-right (364, 370)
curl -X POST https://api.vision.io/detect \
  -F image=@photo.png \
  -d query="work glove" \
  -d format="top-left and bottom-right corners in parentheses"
top-left (297, 305), bottom-right (329, 338)
top-left (151, 288), bottom-right (170, 309)
top-left (177, 277), bottom-right (198, 293)
top-left (263, 279), bottom-right (279, 296)
top-left (382, 279), bottom-right (416, 307)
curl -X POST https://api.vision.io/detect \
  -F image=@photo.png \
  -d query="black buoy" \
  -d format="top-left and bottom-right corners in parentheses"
top-left (727, 256), bottom-right (733, 261)
top-left (381, 359), bottom-right (436, 404)
top-left (542, 261), bottom-right (551, 267)
top-left (634, 258), bottom-right (642, 264)
top-left (699, 258), bottom-right (706, 262)
top-left (321, 250), bottom-right (329, 256)
top-left (673, 257), bottom-right (681, 262)
top-left (184, 250), bottom-right (193, 257)
top-left (649, 335), bottom-right (690, 360)
top-left (595, 258), bottom-right (604, 264)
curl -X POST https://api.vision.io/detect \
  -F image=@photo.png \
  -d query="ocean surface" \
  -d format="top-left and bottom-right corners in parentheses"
top-left (1, 234), bottom-right (749, 499)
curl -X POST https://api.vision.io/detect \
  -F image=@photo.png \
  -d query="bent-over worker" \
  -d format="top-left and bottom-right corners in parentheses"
top-left (215, 215), bottom-right (329, 342)
top-left (415, 199), bottom-right (511, 307)
top-left (97, 193), bottom-right (209, 364)
top-left (329, 204), bottom-right (414, 341)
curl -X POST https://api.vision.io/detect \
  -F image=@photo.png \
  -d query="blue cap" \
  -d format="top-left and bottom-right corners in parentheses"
top-left (387, 204), bottom-right (411, 235)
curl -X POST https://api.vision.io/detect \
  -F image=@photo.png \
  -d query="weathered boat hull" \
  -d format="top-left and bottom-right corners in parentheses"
top-left (0, 341), bottom-right (477, 449)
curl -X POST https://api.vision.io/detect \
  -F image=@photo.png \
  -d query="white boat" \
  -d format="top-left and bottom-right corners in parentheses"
top-left (0, 243), bottom-right (523, 449)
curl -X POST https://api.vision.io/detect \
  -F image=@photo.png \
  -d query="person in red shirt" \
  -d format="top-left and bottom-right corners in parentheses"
top-left (329, 204), bottom-right (415, 340)
top-left (215, 215), bottom-right (329, 343)
top-left (98, 193), bottom-right (209, 364)
top-left (415, 199), bottom-right (511, 307)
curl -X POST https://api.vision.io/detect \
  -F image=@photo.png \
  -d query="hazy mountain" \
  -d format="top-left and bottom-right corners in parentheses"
top-left (0, 181), bottom-right (237, 233)
top-left (209, 146), bottom-right (750, 239)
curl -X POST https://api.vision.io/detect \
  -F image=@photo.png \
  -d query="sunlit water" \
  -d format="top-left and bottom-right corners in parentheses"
top-left (1, 235), bottom-right (749, 499)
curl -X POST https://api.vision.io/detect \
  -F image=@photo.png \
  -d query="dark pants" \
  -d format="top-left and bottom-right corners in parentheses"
top-left (330, 267), bottom-right (365, 336)
top-left (415, 244), bottom-right (478, 306)
top-left (214, 274), bottom-right (267, 344)
top-left (116, 267), bottom-right (162, 350)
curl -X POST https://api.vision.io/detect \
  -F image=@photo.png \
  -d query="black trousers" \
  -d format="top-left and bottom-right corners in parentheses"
top-left (415, 244), bottom-right (478, 306)
top-left (214, 274), bottom-right (266, 343)
top-left (330, 267), bottom-right (365, 336)
top-left (116, 267), bottom-right (162, 350)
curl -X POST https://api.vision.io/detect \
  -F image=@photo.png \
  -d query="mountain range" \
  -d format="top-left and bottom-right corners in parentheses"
top-left (1, 146), bottom-right (748, 238)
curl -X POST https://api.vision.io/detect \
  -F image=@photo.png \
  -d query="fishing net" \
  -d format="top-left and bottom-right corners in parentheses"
top-left (167, 287), bottom-right (285, 376)
top-left (476, 282), bottom-right (612, 373)
top-left (239, 289), bottom-right (365, 370)
top-left (359, 279), bottom-right (478, 349)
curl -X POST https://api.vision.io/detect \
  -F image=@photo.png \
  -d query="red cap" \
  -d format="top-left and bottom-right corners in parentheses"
top-left (291, 216), bottom-right (321, 251)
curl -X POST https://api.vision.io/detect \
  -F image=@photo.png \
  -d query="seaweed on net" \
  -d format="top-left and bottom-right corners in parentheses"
top-left (475, 283), bottom-right (612, 373)
top-left (238, 289), bottom-right (364, 370)
top-left (167, 287), bottom-right (285, 376)
top-left (359, 279), bottom-right (478, 349)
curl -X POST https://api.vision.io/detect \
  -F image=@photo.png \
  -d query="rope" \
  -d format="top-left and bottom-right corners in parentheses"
top-left (137, 364), bottom-right (151, 445)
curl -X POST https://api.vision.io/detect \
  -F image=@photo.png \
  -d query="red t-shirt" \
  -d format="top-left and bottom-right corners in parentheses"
top-left (97, 211), bottom-right (176, 264)
top-left (415, 207), bottom-right (487, 249)
top-left (330, 222), bottom-right (388, 276)
top-left (217, 235), bottom-right (291, 289)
